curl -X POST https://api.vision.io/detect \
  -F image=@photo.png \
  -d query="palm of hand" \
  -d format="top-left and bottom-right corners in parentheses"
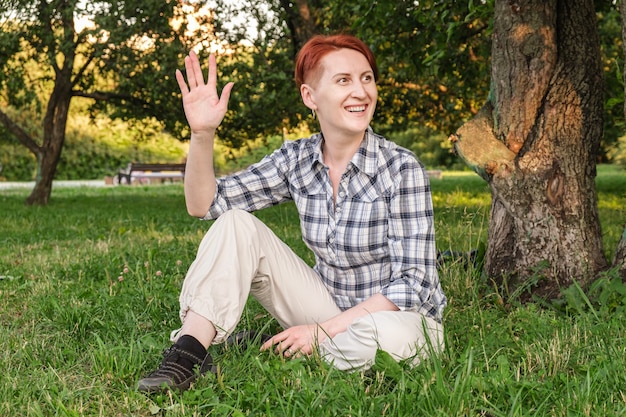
top-left (175, 51), bottom-right (234, 134)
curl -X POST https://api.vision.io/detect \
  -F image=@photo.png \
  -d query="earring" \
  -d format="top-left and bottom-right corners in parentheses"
top-left (311, 109), bottom-right (316, 119)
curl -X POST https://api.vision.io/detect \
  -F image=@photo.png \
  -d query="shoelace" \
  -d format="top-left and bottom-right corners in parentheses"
top-left (145, 346), bottom-right (203, 381)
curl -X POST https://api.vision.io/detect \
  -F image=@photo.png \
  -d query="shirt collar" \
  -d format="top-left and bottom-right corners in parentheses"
top-left (351, 127), bottom-right (379, 178)
top-left (311, 127), bottom-right (378, 178)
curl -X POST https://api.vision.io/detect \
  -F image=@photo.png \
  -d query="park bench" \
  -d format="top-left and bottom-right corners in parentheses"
top-left (116, 162), bottom-right (186, 185)
top-left (426, 170), bottom-right (443, 179)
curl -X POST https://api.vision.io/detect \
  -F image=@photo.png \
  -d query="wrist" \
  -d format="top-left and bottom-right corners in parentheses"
top-left (190, 129), bottom-right (216, 142)
top-left (317, 321), bottom-right (340, 340)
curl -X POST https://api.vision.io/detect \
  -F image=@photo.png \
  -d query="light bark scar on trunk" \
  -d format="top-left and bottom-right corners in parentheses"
top-left (450, 102), bottom-right (517, 181)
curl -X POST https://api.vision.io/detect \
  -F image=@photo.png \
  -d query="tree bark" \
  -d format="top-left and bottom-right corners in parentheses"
top-left (279, 0), bottom-right (320, 55)
top-left (25, 93), bottom-right (71, 206)
top-left (453, 0), bottom-right (608, 299)
top-left (24, 53), bottom-right (74, 205)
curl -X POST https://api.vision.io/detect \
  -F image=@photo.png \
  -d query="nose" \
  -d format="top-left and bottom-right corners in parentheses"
top-left (351, 80), bottom-right (367, 98)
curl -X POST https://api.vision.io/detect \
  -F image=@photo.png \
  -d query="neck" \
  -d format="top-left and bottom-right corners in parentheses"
top-left (322, 135), bottom-right (362, 168)
top-left (321, 126), bottom-right (365, 161)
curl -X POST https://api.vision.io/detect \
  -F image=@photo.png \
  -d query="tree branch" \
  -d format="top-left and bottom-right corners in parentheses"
top-left (0, 108), bottom-right (41, 155)
top-left (449, 101), bottom-right (516, 181)
top-left (71, 51), bottom-right (96, 87)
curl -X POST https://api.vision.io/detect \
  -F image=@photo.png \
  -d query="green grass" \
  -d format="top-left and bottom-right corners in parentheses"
top-left (1, 166), bottom-right (625, 416)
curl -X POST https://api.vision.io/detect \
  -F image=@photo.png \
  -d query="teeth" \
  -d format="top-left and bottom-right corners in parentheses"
top-left (347, 105), bottom-right (366, 112)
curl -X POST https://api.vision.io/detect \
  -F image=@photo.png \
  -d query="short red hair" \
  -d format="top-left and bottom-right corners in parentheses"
top-left (294, 34), bottom-right (379, 88)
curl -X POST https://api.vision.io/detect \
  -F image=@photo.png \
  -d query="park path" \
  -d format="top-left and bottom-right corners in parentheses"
top-left (0, 180), bottom-right (106, 190)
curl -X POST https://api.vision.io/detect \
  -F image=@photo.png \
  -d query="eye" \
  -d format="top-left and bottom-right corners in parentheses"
top-left (337, 77), bottom-right (349, 85)
top-left (362, 74), bottom-right (374, 83)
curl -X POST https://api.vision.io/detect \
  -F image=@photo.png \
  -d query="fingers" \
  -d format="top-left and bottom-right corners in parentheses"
top-left (206, 53), bottom-right (217, 89)
top-left (259, 329), bottom-right (313, 358)
top-left (219, 82), bottom-right (235, 106)
top-left (175, 69), bottom-right (188, 94)
top-left (260, 333), bottom-right (293, 356)
top-left (184, 50), bottom-right (204, 88)
top-left (179, 50), bottom-right (219, 92)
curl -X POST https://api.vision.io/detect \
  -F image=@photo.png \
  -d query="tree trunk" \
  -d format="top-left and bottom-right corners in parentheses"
top-left (25, 70), bottom-right (73, 206)
top-left (279, 0), bottom-right (320, 55)
top-left (452, 0), bottom-right (608, 300)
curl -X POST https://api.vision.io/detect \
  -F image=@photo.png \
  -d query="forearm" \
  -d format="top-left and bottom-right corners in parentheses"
top-left (184, 130), bottom-right (218, 217)
top-left (320, 293), bottom-right (399, 339)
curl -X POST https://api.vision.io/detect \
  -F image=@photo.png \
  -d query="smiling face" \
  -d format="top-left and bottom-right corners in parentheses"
top-left (300, 48), bottom-right (377, 141)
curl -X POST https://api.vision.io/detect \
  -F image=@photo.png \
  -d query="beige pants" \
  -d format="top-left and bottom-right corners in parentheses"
top-left (172, 209), bottom-right (443, 371)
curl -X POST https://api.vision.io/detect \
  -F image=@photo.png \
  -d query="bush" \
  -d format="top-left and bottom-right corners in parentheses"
top-left (386, 127), bottom-right (467, 170)
top-left (608, 133), bottom-right (626, 166)
top-left (214, 134), bottom-right (286, 175)
top-left (0, 114), bottom-right (188, 181)
top-left (0, 141), bottom-right (36, 181)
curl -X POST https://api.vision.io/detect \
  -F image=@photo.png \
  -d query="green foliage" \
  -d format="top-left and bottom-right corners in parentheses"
top-left (211, 5), bottom-right (309, 148)
top-left (83, 0), bottom-right (214, 137)
top-left (0, 113), bottom-right (188, 180)
top-left (387, 127), bottom-right (467, 170)
top-left (0, 140), bottom-right (35, 181)
top-left (2, 0), bottom-right (624, 195)
top-left (206, 0), bottom-right (625, 165)
top-left (608, 133), bottom-right (626, 166)
top-left (209, 0), bottom-right (493, 143)
top-left (332, 0), bottom-right (494, 135)
top-left (556, 269), bottom-right (626, 317)
top-left (1, 117), bottom-right (470, 181)
top-left (214, 134), bottom-right (287, 175)
top-left (597, 6), bottom-right (625, 162)
top-left (56, 117), bottom-right (188, 181)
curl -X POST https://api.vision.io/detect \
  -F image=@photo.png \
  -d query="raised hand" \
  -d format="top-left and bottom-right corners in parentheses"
top-left (175, 50), bottom-right (234, 135)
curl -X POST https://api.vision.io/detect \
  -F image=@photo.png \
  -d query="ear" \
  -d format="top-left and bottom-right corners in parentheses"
top-left (300, 84), bottom-right (317, 111)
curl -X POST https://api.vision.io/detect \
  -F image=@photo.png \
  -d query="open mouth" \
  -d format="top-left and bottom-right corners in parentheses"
top-left (346, 105), bottom-right (366, 113)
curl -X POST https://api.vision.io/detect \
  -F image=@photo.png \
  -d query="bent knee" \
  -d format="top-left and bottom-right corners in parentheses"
top-left (216, 208), bottom-right (252, 222)
top-left (319, 312), bottom-right (443, 371)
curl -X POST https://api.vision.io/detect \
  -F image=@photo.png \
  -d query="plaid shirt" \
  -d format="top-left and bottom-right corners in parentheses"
top-left (206, 128), bottom-right (446, 322)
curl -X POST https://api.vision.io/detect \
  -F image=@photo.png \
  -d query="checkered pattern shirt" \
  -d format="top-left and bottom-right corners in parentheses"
top-left (206, 128), bottom-right (446, 322)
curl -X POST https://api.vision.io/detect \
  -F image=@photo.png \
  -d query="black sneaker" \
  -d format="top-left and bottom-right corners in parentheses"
top-left (225, 330), bottom-right (272, 350)
top-left (137, 345), bottom-right (216, 393)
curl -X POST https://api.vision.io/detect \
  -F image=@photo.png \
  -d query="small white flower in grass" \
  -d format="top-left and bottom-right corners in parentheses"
top-left (156, 271), bottom-right (162, 276)
top-left (118, 276), bottom-right (124, 282)
top-left (176, 260), bottom-right (182, 266)
top-left (144, 261), bottom-right (149, 267)
top-left (123, 267), bottom-right (129, 274)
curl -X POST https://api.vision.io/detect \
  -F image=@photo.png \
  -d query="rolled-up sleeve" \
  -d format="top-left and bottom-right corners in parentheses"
top-left (205, 147), bottom-right (294, 220)
top-left (380, 161), bottom-right (444, 319)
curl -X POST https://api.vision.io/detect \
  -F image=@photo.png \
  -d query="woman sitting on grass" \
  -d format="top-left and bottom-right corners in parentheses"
top-left (137, 34), bottom-right (447, 394)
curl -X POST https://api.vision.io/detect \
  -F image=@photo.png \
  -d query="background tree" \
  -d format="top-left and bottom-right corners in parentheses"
top-left (0, 0), bottom-right (212, 205)
top-left (451, 0), bottom-right (620, 296)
